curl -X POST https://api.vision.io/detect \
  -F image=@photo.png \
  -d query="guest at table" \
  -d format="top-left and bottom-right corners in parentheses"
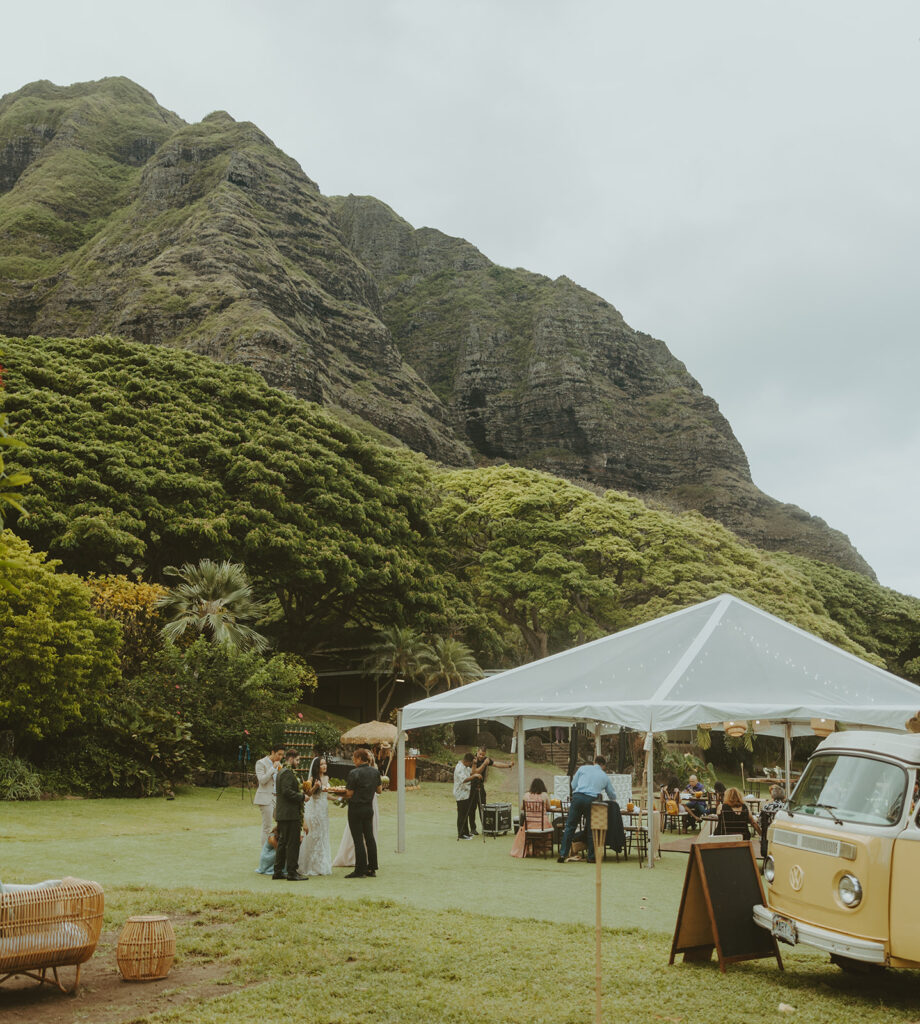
top-left (714, 786), bottom-right (762, 839)
top-left (558, 755), bottom-right (617, 864)
top-left (685, 774), bottom-right (707, 819)
top-left (510, 778), bottom-right (551, 858)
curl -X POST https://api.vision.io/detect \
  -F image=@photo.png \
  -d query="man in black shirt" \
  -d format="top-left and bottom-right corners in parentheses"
top-left (468, 745), bottom-right (514, 836)
top-left (344, 748), bottom-right (382, 878)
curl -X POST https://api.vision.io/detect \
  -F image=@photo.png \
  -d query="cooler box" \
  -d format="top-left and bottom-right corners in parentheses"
top-left (482, 802), bottom-right (512, 836)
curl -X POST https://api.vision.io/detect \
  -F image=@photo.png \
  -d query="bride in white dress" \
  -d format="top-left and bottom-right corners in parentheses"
top-left (298, 757), bottom-right (333, 876)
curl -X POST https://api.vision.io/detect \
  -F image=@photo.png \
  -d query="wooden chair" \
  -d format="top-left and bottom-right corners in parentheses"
top-left (663, 798), bottom-right (683, 832)
top-left (624, 826), bottom-right (648, 864)
top-left (0, 878), bottom-right (104, 994)
top-left (522, 799), bottom-right (554, 858)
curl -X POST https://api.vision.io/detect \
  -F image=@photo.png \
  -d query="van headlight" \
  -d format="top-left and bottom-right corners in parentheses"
top-left (838, 873), bottom-right (862, 908)
top-left (763, 855), bottom-right (775, 883)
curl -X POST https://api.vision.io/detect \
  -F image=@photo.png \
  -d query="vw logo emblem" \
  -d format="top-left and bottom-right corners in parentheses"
top-left (789, 865), bottom-right (804, 891)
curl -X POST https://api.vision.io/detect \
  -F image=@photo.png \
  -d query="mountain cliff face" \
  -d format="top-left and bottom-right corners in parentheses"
top-left (330, 196), bottom-right (874, 576)
top-left (0, 78), bottom-right (469, 465)
top-left (0, 77), bottom-right (873, 577)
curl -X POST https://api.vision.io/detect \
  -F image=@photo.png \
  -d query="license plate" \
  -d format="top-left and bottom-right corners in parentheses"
top-left (771, 914), bottom-right (797, 946)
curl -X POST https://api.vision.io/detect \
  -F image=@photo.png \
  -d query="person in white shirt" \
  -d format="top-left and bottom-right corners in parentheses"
top-left (254, 744), bottom-right (285, 846)
top-left (453, 753), bottom-right (476, 840)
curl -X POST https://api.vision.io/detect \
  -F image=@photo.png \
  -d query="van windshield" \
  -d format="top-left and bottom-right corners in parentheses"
top-left (789, 754), bottom-right (907, 826)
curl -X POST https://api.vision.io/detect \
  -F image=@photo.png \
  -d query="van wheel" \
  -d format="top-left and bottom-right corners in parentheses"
top-left (830, 954), bottom-right (885, 974)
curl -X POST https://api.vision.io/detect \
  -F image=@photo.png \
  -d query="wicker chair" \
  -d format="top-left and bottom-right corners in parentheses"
top-left (0, 878), bottom-right (104, 994)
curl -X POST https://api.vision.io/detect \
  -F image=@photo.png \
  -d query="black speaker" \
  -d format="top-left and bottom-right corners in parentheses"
top-left (482, 802), bottom-right (512, 836)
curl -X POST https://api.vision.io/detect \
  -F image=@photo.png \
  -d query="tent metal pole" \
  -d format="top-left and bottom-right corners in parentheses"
top-left (396, 709), bottom-right (406, 854)
top-left (594, 723), bottom-right (601, 759)
top-left (645, 733), bottom-right (655, 869)
top-left (515, 717), bottom-right (525, 811)
top-left (784, 722), bottom-right (792, 799)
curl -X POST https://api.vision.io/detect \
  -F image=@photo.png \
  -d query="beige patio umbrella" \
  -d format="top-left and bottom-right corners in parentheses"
top-left (339, 721), bottom-right (399, 746)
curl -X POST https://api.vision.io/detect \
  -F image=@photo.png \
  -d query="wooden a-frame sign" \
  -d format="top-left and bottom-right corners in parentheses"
top-left (670, 839), bottom-right (783, 972)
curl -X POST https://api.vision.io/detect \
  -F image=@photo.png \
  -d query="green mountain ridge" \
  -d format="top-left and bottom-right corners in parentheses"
top-left (3, 333), bottom-right (918, 685)
top-left (0, 76), bottom-right (872, 578)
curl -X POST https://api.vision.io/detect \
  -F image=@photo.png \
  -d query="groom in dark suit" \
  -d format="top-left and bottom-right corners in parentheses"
top-left (273, 750), bottom-right (307, 881)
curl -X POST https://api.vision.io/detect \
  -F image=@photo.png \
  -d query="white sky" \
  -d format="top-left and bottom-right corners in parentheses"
top-left (6, 1), bottom-right (919, 595)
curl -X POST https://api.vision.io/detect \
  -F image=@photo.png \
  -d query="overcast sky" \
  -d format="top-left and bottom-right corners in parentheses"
top-left (5, 2), bottom-right (919, 596)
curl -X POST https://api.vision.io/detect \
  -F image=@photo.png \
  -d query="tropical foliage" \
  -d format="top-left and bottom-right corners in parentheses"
top-left (1, 332), bottom-right (919, 796)
top-left (0, 531), bottom-right (120, 744)
top-left (158, 559), bottom-right (268, 652)
top-left (0, 334), bottom-right (450, 652)
top-left (417, 637), bottom-right (482, 697)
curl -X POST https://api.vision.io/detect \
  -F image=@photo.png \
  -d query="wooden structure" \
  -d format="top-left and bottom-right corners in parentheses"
top-left (282, 722), bottom-right (316, 784)
top-left (116, 915), bottom-right (176, 981)
top-left (670, 840), bottom-right (782, 972)
top-left (0, 878), bottom-right (104, 994)
top-left (590, 802), bottom-right (608, 1024)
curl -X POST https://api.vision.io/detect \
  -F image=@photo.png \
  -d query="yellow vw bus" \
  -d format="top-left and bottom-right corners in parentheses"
top-left (753, 731), bottom-right (920, 971)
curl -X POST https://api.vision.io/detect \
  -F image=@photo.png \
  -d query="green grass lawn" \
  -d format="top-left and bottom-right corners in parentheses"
top-left (2, 778), bottom-right (917, 1023)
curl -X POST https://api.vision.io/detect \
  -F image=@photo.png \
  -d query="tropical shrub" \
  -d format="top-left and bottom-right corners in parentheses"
top-left (0, 531), bottom-right (120, 746)
top-left (0, 754), bottom-right (42, 800)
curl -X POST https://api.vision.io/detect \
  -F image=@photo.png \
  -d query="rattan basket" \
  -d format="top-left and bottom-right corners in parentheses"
top-left (116, 915), bottom-right (176, 981)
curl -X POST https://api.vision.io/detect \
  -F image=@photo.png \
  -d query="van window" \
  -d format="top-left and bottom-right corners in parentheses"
top-left (789, 754), bottom-right (907, 826)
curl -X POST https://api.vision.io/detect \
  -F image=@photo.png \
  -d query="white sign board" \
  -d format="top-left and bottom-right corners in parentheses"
top-left (554, 773), bottom-right (632, 805)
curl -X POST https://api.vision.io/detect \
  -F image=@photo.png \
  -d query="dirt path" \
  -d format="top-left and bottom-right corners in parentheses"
top-left (0, 929), bottom-right (235, 1024)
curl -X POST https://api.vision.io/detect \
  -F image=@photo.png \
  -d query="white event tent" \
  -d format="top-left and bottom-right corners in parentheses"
top-left (395, 593), bottom-right (920, 866)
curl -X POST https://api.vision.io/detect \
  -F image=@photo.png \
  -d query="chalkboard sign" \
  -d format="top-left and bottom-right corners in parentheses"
top-left (670, 840), bottom-right (782, 972)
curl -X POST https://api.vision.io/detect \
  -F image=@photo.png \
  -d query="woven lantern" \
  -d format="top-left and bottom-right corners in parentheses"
top-left (906, 713), bottom-right (920, 734)
top-left (811, 718), bottom-right (835, 738)
top-left (723, 720), bottom-right (747, 738)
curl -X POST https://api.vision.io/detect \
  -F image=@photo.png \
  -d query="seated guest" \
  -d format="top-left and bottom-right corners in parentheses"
top-left (510, 778), bottom-right (552, 858)
top-left (714, 786), bottom-right (761, 839)
top-left (685, 774), bottom-right (707, 819)
top-left (525, 777), bottom-right (550, 805)
top-left (712, 780), bottom-right (726, 806)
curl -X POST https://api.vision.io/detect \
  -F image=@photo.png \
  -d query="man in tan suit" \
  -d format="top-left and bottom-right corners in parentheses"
top-left (254, 744), bottom-right (285, 846)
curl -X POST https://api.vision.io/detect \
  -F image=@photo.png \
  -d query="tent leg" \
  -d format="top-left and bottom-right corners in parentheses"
top-left (784, 722), bottom-right (792, 799)
top-left (396, 710), bottom-right (406, 854)
top-left (515, 717), bottom-right (525, 811)
top-left (594, 723), bottom-right (602, 759)
top-left (645, 734), bottom-right (655, 869)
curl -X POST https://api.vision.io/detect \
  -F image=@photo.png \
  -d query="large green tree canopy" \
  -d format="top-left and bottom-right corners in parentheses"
top-left (3, 333), bottom-right (919, 686)
top-left (431, 465), bottom-right (907, 667)
top-left (1, 334), bottom-right (447, 650)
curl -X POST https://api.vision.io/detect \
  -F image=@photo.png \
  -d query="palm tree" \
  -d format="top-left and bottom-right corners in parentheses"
top-left (365, 625), bottom-right (427, 718)
top-left (417, 637), bottom-right (482, 697)
top-left (157, 559), bottom-right (268, 653)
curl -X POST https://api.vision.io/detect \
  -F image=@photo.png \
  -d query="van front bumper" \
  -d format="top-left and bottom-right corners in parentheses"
top-left (752, 904), bottom-right (887, 964)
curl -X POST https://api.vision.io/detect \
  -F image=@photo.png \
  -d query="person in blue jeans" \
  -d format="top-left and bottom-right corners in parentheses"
top-left (558, 755), bottom-right (618, 863)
